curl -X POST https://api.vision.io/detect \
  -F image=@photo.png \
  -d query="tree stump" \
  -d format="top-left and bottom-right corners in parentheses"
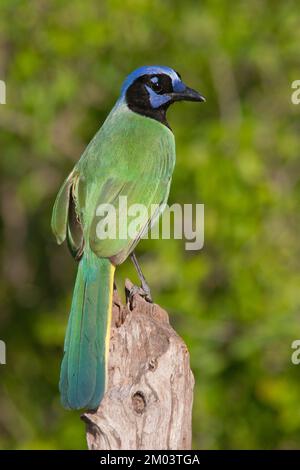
top-left (82, 280), bottom-right (194, 450)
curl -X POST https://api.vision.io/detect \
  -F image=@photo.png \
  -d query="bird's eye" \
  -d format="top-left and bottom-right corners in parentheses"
top-left (149, 77), bottom-right (163, 93)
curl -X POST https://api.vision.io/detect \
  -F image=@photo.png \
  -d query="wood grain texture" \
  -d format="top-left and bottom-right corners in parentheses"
top-left (82, 280), bottom-right (194, 450)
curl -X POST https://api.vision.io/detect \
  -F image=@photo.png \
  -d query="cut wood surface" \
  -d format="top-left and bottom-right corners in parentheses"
top-left (82, 280), bottom-right (194, 450)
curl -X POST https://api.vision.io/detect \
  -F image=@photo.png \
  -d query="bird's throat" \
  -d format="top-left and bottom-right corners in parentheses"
top-left (127, 102), bottom-right (171, 129)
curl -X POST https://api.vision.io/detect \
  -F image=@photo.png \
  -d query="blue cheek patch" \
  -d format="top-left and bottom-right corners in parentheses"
top-left (145, 85), bottom-right (172, 109)
top-left (173, 79), bottom-right (186, 93)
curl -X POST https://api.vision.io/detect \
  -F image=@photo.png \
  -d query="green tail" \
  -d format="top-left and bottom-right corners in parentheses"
top-left (59, 251), bottom-right (115, 410)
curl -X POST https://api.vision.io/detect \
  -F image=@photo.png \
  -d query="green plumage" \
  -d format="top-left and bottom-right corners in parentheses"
top-left (59, 252), bottom-right (114, 409)
top-left (52, 102), bottom-right (175, 409)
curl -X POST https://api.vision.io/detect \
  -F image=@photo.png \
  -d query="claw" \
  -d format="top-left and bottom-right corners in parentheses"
top-left (140, 281), bottom-right (152, 303)
top-left (126, 284), bottom-right (153, 309)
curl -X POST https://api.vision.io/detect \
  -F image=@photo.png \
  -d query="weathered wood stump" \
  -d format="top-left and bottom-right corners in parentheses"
top-left (82, 280), bottom-right (194, 450)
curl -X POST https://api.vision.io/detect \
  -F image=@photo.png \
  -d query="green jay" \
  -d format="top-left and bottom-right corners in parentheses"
top-left (51, 65), bottom-right (205, 410)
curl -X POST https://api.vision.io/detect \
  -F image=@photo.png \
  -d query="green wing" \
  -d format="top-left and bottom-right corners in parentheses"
top-left (52, 106), bottom-right (175, 265)
top-left (82, 109), bottom-right (175, 264)
top-left (51, 170), bottom-right (85, 259)
top-left (51, 170), bottom-right (75, 245)
top-left (89, 177), bottom-right (171, 265)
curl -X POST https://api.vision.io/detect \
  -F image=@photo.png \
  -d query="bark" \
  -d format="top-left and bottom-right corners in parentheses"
top-left (82, 280), bottom-right (194, 450)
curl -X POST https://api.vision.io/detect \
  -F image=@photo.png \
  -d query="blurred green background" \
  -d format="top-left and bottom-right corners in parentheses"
top-left (1, 0), bottom-right (300, 449)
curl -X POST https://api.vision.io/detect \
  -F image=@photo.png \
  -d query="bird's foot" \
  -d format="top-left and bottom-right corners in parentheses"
top-left (140, 278), bottom-right (153, 303)
top-left (126, 283), bottom-right (153, 309)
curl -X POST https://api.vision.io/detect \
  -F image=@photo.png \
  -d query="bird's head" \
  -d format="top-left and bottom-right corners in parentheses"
top-left (120, 65), bottom-right (205, 128)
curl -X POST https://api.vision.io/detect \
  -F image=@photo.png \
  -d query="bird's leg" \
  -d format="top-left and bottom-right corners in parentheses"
top-left (129, 251), bottom-right (152, 303)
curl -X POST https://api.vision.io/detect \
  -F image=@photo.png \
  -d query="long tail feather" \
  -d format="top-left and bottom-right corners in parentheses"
top-left (59, 251), bottom-right (115, 410)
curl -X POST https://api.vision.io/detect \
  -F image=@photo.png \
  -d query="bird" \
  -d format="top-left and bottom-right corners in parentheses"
top-left (51, 65), bottom-right (205, 410)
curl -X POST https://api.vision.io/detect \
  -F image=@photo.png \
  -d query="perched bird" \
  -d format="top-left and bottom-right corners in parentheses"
top-left (51, 65), bottom-right (205, 410)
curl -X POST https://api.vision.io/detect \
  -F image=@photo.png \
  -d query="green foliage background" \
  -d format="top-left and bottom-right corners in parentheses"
top-left (1, 0), bottom-right (300, 449)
